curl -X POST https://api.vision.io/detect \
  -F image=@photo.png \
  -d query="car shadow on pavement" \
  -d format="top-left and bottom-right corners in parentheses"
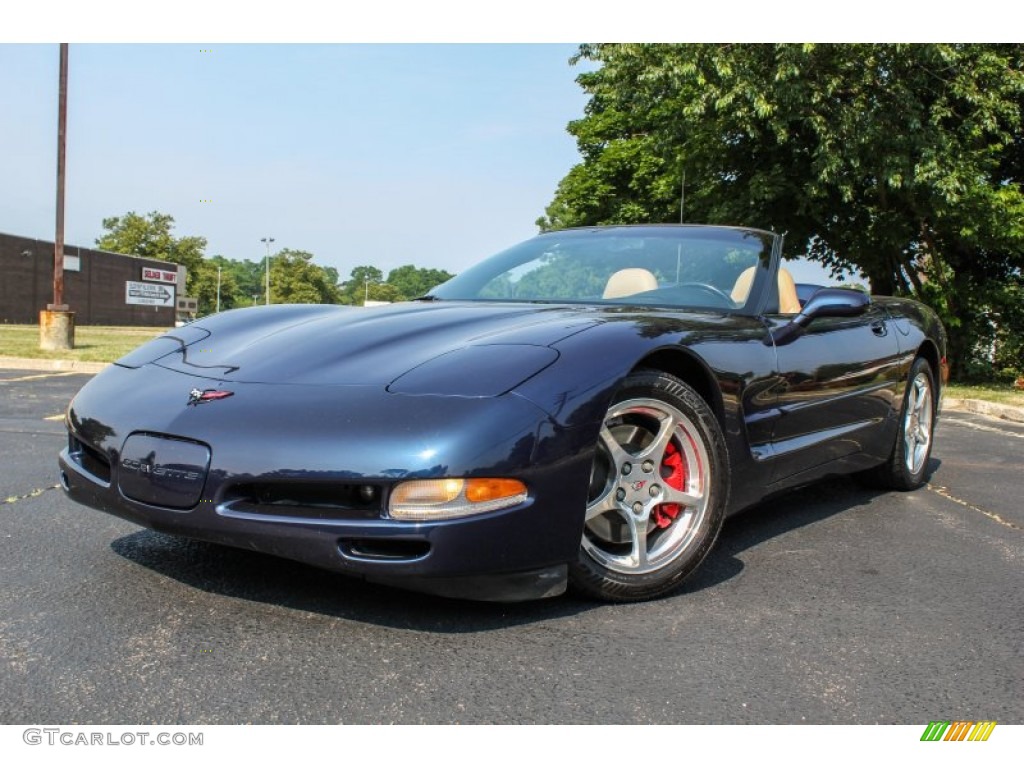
top-left (683, 458), bottom-right (943, 594)
top-left (109, 459), bottom-right (940, 631)
top-left (109, 529), bottom-right (595, 631)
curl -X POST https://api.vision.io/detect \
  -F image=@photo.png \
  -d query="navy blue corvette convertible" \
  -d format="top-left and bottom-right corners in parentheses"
top-left (60, 225), bottom-right (947, 602)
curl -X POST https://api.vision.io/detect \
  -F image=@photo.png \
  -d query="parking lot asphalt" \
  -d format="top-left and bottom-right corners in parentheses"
top-left (1, 370), bottom-right (1021, 724)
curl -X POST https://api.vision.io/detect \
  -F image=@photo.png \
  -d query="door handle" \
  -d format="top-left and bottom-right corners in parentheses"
top-left (871, 320), bottom-right (888, 337)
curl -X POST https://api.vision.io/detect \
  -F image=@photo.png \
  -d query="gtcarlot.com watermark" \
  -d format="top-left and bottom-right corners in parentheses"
top-left (23, 728), bottom-right (203, 747)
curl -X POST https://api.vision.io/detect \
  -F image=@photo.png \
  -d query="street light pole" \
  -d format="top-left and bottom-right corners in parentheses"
top-left (216, 264), bottom-right (221, 313)
top-left (260, 237), bottom-right (275, 305)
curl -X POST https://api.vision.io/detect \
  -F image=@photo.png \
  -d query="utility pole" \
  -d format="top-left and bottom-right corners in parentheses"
top-left (53, 43), bottom-right (68, 310)
top-left (40, 43), bottom-right (74, 351)
top-left (261, 237), bottom-right (275, 305)
top-left (216, 264), bottom-right (222, 313)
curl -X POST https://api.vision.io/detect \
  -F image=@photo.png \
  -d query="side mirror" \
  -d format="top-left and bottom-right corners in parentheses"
top-left (769, 288), bottom-right (871, 346)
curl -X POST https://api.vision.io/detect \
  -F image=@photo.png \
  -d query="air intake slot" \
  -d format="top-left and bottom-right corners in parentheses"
top-left (339, 538), bottom-right (431, 562)
top-left (224, 481), bottom-right (384, 520)
top-left (68, 434), bottom-right (112, 484)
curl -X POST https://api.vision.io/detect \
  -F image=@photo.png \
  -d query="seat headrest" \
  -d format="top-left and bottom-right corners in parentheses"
top-left (603, 268), bottom-right (658, 299)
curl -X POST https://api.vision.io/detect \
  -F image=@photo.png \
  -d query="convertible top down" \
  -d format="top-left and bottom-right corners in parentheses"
top-left (60, 225), bottom-right (947, 601)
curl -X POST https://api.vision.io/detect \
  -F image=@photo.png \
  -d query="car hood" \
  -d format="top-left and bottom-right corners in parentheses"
top-left (149, 302), bottom-right (602, 385)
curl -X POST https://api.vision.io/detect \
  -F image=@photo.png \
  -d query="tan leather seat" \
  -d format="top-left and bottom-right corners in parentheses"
top-left (730, 267), bottom-right (756, 304)
top-left (776, 267), bottom-right (801, 314)
top-left (731, 266), bottom-right (802, 314)
top-left (603, 268), bottom-right (658, 299)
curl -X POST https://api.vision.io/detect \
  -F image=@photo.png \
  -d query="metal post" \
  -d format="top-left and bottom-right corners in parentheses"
top-left (216, 265), bottom-right (221, 313)
top-left (52, 43), bottom-right (69, 310)
top-left (261, 237), bottom-right (275, 305)
top-left (40, 43), bottom-right (74, 352)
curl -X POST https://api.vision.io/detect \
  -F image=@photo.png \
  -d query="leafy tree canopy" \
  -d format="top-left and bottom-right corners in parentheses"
top-left (386, 264), bottom-right (455, 299)
top-left (541, 43), bottom-right (1024, 379)
top-left (338, 266), bottom-right (384, 305)
top-left (337, 265), bottom-right (453, 304)
top-left (96, 210), bottom-right (207, 293)
top-left (210, 255), bottom-right (264, 306)
top-left (269, 249), bottom-right (342, 305)
top-left (193, 257), bottom-right (240, 314)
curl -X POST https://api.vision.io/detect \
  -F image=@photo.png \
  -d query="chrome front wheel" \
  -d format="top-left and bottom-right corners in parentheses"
top-left (570, 371), bottom-right (727, 601)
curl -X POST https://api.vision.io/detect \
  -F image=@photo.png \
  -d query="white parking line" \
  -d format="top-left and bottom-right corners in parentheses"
top-left (0, 371), bottom-right (85, 383)
top-left (941, 417), bottom-right (1024, 440)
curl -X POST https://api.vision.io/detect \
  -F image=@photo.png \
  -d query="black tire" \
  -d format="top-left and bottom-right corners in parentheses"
top-left (863, 357), bottom-right (936, 491)
top-left (569, 370), bottom-right (728, 602)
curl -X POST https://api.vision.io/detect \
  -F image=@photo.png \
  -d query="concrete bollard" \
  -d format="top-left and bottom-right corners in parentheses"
top-left (40, 309), bottom-right (76, 351)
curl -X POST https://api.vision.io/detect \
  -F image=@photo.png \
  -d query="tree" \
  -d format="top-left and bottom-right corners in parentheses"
top-left (541, 44), bottom-right (1024, 379)
top-left (367, 283), bottom-right (405, 303)
top-left (339, 265), bottom-right (385, 305)
top-left (268, 249), bottom-right (342, 305)
top-left (336, 265), bottom-right (456, 304)
top-left (386, 265), bottom-right (455, 299)
top-left (96, 211), bottom-right (207, 294)
top-left (193, 257), bottom-right (240, 315)
top-left (323, 265), bottom-right (341, 292)
top-left (219, 258), bottom-right (264, 306)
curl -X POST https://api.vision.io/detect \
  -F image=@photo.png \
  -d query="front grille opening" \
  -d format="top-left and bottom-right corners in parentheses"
top-left (224, 481), bottom-right (384, 520)
top-left (68, 434), bottom-right (112, 483)
top-left (340, 538), bottom-right (431, 562)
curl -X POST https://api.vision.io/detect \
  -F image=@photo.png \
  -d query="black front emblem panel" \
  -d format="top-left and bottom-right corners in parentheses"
top-left (118, 433), bottom-right (211, 509)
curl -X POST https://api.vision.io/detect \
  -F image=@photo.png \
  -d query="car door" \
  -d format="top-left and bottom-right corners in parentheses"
top-left (765, 300), bottom-right (902, 483)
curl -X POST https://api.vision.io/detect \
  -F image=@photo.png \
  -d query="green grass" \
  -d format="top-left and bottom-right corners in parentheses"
top-left (945, 383), bottom-right (1024, 408)
top-left (0, 324), bottom-right (168, 363)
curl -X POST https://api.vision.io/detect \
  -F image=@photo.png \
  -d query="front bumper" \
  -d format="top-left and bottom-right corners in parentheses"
top-left (59, 363), bottom-right (594, 601)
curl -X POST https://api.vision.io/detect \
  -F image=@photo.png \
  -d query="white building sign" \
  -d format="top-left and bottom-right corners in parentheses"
top-left (126, 280), bottom-right (175, 307)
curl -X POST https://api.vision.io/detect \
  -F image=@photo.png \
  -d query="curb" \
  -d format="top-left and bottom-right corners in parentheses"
top-left (944, 398), bottom-right (1024, 424)
top-left (0, 356), bottom-right (109, 374)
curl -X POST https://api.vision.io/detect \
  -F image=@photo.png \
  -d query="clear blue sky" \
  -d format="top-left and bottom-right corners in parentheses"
top-left (4, 9), bottom-right (987, 288)
top-left (0, 43), bottom-right (593, 279)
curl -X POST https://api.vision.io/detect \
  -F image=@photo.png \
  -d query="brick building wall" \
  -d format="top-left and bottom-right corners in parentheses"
top-left (0, 232), bottom-right (182, 326)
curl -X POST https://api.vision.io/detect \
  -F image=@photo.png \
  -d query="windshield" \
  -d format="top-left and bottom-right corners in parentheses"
top-left (430, 226), bottom-right (774, 312)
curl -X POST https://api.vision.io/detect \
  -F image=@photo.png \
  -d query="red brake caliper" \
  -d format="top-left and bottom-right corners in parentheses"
top-left (653, 441), bottom-right (687, 529)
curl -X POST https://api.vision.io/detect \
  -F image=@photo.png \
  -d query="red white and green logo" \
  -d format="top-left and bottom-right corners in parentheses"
top-left (920, 721), bottom-right (997, 742)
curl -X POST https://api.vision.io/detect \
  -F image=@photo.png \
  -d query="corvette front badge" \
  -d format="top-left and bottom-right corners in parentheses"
top-left (187, 388), bottom-right (234, 406)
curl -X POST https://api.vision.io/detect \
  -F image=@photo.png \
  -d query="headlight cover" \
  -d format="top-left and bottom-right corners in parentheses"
top-left (389, 478), bottom-right (528, 521)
